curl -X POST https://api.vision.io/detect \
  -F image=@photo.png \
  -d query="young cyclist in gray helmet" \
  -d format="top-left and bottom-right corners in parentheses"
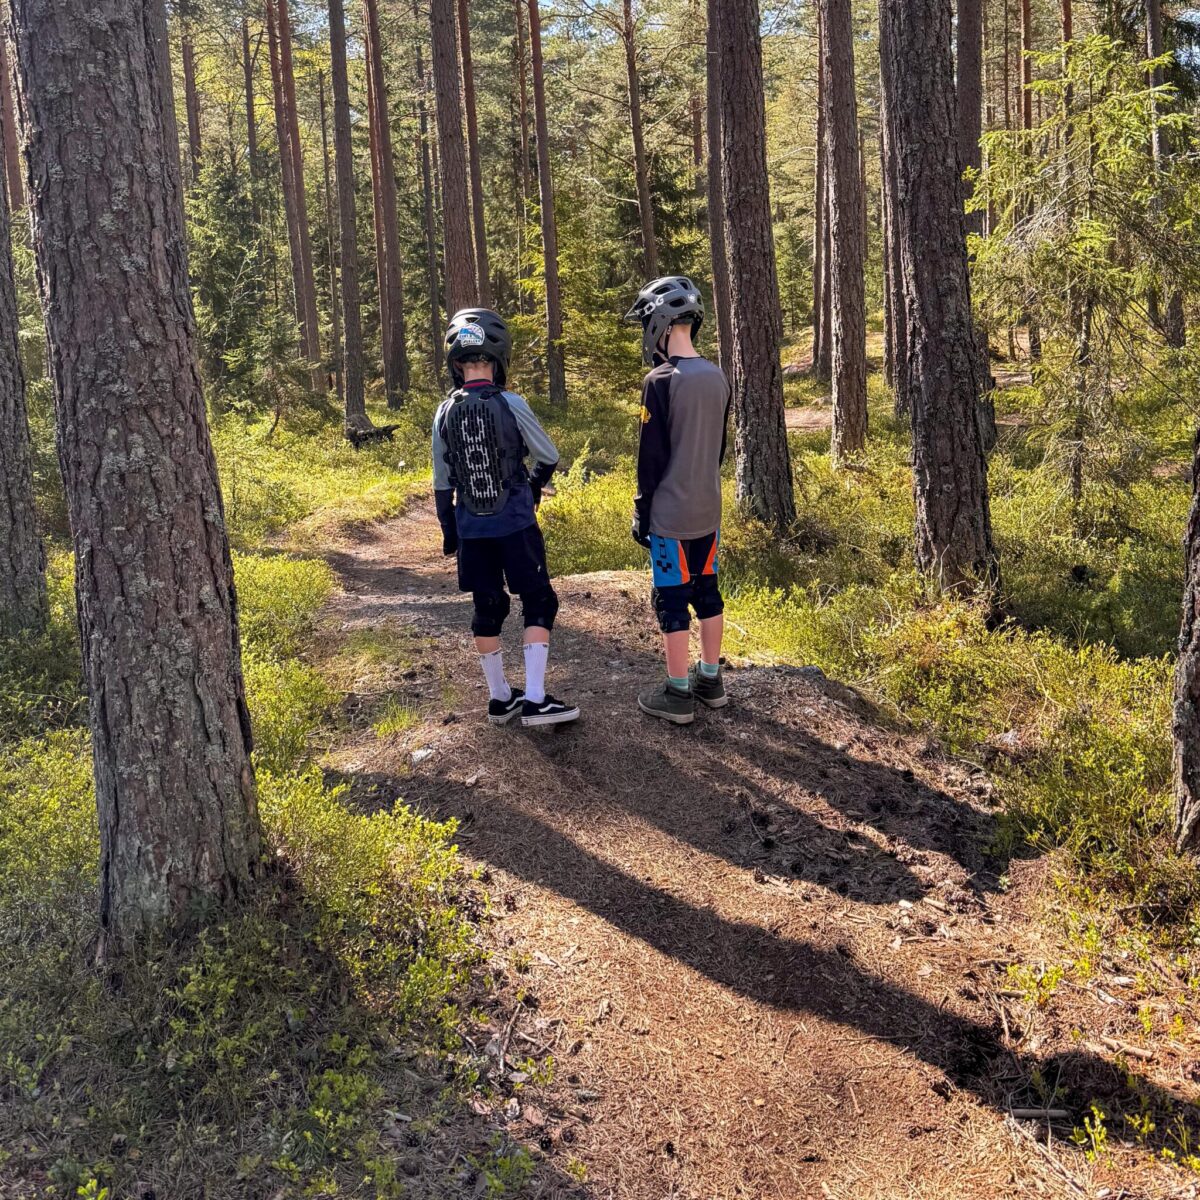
top-left (625, 277), bottom-right (732, 725)
top-left (433, 308), bottom-right (579, 728)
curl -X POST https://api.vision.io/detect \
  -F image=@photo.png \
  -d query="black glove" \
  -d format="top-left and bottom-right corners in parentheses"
top-left (631, 507), bottom-right (652, 548)
top-left (530, 461), bottom-right (557, 510)
top-left (434, 489), bottom-right (459, 557)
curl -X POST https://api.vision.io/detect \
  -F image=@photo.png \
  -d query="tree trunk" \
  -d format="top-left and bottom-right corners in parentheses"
top-left (715, 0), bottom-right (795, 532)
top-left (364, 0), bottom-right (409, 407)
top-left (623, 0), bottom-right (658, 277)
top-left (458, 0), bottom-right (492, 306)
top-left (0, 128), bottom-right (44, 638)
top-left (821, 0), bottom-right (867, 464)
top-left (241, 16), bottom-right (259, 219)
top-left (1175, 431), bottom-right (1200, 855)
top-left (879, 0), bottom-right (997, 592)
top-left (318, 70), bottom-right (344, 404)
top-left (329, 0), bottom-right (368, 430)
top-left (266, 0), bottom-right (299, 330)
top-left (528, 0), bottom-right (566, 403)
top-left (879, 15), bottom-right (908, 418)
top-left (181, 26), bottom-right (202, 181)
top-left (0, 36), bottom-right (24, 212)
top-left (1020, 0), bottom-right (1033, 133)
top-left (276, 0), bottom-right (326, 392)
top-left (414, 1), bottom-right (443, 374)
top-left (367, 54), bottom-right (390, 376)
top-left (514, 0), bottom-right (531, 210)
top-left (957, 0), bottom-right (983, 236)
top-left (11, 0), bottom-right (261, 944)
top-left (705, 0), bottom-right (732, 371)
top-left (812, 7), bottom-right (829, 381)
top-left (430, 0), bottom-right (476, 315)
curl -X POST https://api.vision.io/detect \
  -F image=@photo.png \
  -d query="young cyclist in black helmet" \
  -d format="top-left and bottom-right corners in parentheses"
top-left (433, 308), bottom-right (579, 728)
top-left (625, 277), bottom-right (732, 726)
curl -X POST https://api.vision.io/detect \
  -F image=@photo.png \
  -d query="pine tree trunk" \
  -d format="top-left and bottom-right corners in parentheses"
top-left (812, 8), bottom-right (829, 381)
top-left (528, 0), bottom-right (566, 404)
top-left (705, 0), bottom-right (732, 371)
top-left (318, 69), bottom-right (344, 404)
top-left (0, 36), bottom-right (24, 212)
top-left (430, 0), bottom-right (476, 315)
top-left (623, 0), bottom-right (658, 277)
top-left (181, 27), bottom-right (202, 181)
top-left (367, 60), bottom-right (390, 378)
top-left (514, 0), bottom-right (532, 213)
top-left (957, 0), bottom-right (983, 236)
top-left (276, 0), bottom-right (326, 392)
top-left (1175, 430), bottom-right (1200, 855)
top-left (1020, 0), bottom-right (1033, 133)
top-left (364, 0), bottom-right (410, 406)
top-left (329, 0), bottom-right (368, 430)
top-left (879, 17), bottom-right (908, 418)
top-left (0, 128), bottom-right (44, 638)
top-left (821, 0), bottom-right (867, 464)
top-left (414, 1), bottom-right (443, 373)
top-left (879, 0), bottom-right (997, 592)
top-left (242, 16), bottom-right (259, 219)
top-left (714, 0), bottom-right (795, 532)
top-left (11, 0), bottom-right (261, 944)
top-left (458, 0), bottom-right (492, 306)
top-left (266, 4), bottom-right (305, 344)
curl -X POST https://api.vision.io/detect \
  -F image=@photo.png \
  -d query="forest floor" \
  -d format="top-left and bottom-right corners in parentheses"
top-left (315, 502), bottom-right (1200, 1200)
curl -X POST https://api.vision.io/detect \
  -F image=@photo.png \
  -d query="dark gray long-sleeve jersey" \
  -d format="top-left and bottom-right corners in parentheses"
top-left (635, 355), bottom-right (732, 541)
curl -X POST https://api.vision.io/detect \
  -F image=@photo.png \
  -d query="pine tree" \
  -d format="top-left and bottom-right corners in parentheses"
top-left (458, 0), bottom-right (492, 306)
top-left (11, 0), bottom-right (261, 944)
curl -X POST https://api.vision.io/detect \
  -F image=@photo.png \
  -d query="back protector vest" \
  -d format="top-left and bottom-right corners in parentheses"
top-left (440, 385), bottom-right (527, 517)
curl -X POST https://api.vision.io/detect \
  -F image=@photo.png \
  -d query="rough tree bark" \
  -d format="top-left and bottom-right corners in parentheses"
top-left (957, 0), bottom-right (983, 236)
top-left (879, 11), bottom-right (908, 418)
top-left (241, 15), bottom-right (259, 219)
top-left (820, 0), bottom-right (867, 463)
top-left (276, 0), bottom-right (325, 391)
top-left (0, 37), bottom-right (22, 212)
top-left (705, 0), bottom-right (732, 371)
top-left (430, 0), bottom-right (476, 315)
top-left (364, 0), bottom-right (409, 407)
top-left (318, 70), bottom-right (343, 403)
top-left (0, 129), bottom-right (44, 638)
top-left (528, 0), bottom-right (566, 403)
top-left (812, 7), bottom-right (830, 382)
top-left (414, 0), bottom-right (443, 373)
top-left (180, 23), bottom-right (201, 180)
top-left (879, 0), bottom-right (998, 591)
top-left (458, 0), bottom-right (492, 306)
top-left (1174, 432), bottom-right (1200, 854)
top-left (11, 0), bottom-right (261, 944)
top-left (623, 0), bottom-right (658, 277)
top-left (328, 0), bottom-right (369, 429)
top-left (715, 0), bottom-right (795, 532)
top-left (514, 0), bottom-right (531, 211)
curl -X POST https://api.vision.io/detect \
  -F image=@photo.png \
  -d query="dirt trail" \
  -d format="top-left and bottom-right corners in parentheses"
top-left (321, 506), bottom-right (1199, 1200)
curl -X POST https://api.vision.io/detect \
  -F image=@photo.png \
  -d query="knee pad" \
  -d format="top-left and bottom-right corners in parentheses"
top-left (521, 585), bottom-right (559, 632)
top-left (652, 584), bottom-right (692, 635)
top-left (692, 574), bottom-right (725, 622)
top-left (471, 589), bottom-right (511, 637)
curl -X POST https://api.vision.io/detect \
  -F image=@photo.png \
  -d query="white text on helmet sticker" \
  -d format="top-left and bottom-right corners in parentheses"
top-left (460, 322), bottom-right (486, 347)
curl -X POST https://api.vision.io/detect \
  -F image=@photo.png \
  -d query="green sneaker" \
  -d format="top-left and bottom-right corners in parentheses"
top-left (690, 663), bottom-right (728, 709)
top-left (638, 681), bottom-right (695, 725)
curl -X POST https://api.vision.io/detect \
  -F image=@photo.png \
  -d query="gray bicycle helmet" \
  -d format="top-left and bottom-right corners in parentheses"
top-left (445, 308), bottom-right (512, 387)
top-left (624, 276), bottom-right (705, 366)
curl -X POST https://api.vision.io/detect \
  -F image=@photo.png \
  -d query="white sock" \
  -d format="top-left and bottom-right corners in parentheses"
top-left (480, 650), bottom-right (511, 702)
top-left (523, 641), bottom-right (549, 705)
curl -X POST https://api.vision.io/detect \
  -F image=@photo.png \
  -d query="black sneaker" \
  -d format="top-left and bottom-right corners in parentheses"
top-left (488, 688), bottom-right (525, 726)
top-left (638, 682), bottom-right (696, 726)
top-left (690, 663), bottom-right (728, 709)
top-left (521, 694), bottom-right (581, 728)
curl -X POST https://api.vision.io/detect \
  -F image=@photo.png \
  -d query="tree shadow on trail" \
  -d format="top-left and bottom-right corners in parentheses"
top-left (402, 772), bottom-right (1200, 1164)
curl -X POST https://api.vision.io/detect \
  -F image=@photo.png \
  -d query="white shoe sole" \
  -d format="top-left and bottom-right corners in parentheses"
top-left (638, 699), bottom-right (695, 725)
top-left (488, 707), bottom-right (523, 726)
top-left (695, 693), bottom-right (729, 710)
top-left (521, 707), bottom-right (581, 727)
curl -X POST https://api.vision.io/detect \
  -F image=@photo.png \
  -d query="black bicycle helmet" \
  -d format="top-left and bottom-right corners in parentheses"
top-left (445, 308), bottom-right (512, 387)
top-left (624, 276), bottom-right (705, 366)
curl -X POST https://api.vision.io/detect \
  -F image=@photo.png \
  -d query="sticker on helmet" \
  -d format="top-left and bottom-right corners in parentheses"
top-left (459, 322), bottom-right (486, 348)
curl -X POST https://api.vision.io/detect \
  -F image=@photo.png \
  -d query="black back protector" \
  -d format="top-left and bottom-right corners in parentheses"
top-left (440, 386), bottom-right (527, 517)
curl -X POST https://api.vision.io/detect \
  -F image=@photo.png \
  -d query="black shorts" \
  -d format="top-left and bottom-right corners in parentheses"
top-left (457, 522), bottom-right (551, 596)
